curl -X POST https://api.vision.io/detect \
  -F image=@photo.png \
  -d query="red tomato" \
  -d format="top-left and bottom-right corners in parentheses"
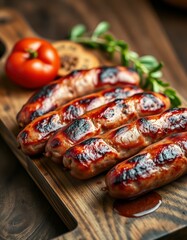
top-left (5, 37), bottom-right (60, 89)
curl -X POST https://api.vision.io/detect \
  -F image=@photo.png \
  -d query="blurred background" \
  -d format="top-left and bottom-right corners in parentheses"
top-left (0, 0), bottom-right (187, 239)
top-left (0, 0), bottom-right (187, 69)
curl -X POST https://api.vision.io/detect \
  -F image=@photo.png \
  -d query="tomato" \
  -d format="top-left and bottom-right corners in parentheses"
top-left (5, 37), bottom-right (60, 89)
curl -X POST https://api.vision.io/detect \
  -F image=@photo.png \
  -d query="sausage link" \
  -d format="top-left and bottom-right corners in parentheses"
top-left (46, 92), bottom-right (170, 163)
top-left (63, 108), bottom-right (187, 179)
top-left (17, 85), bottom-right (142, 155)
top-left (106, 131), bottom-right (187, 199)
top-left (17, 66), bottom-right (140, 127)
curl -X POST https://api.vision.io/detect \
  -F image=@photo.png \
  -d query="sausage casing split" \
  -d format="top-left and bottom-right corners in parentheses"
top-left (106, 131), bottom-right (187, 199)
top-left (17, 66), bottom-right (140, 127)
top-left (17, 85), bottom-right (142, 155)
top-left (63, 108), bottom-right (187, 179)
top-left (46, 92), bottom-right (170, 163)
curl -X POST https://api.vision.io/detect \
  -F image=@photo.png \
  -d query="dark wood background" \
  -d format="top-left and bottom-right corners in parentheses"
top-left (0, 0), bottom-right (187, 239)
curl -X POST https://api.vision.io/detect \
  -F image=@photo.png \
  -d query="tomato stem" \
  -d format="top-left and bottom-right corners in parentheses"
top-left (27, 49), bottom-right (38, 59)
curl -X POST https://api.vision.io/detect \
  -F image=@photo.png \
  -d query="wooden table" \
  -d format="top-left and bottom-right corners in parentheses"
top-left (0, 0), bottom-right (187, 239)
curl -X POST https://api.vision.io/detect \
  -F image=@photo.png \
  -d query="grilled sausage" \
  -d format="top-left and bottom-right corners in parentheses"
top-left (46, 92), bottom-right (170, 163)
top-left (63, 108), bottom-right (187, 179)
top-left (17, 66), bottom-right (140, 127)
top-left (17, 85), bottom-right (142, 155)
top-left (106, 131), bottom-right (187, 199)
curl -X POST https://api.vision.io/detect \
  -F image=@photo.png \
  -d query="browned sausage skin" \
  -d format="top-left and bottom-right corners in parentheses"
top-left (17, 66), bottom-right (140, 127)
top-left (106, 132), bottom-right (187, 199)
top-left (63, 108), bottom-right (187, 179)
top-left (47, 92), bottom-right (170, 163)
top-left (17, 85), bottom-right (142, 155)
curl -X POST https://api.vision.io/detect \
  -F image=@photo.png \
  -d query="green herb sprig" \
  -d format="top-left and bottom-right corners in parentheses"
top-left (69, 22), bottom-right (181, 107)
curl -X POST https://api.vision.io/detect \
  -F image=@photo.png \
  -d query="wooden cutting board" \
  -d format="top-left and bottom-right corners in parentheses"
top-left (0, 2), bottom-right (187, 239)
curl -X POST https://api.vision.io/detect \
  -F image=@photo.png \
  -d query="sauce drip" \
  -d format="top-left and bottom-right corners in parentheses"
top-left (113, 192), bottom-right (162, 218)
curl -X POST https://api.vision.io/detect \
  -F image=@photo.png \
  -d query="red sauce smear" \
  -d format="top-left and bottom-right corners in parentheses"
top-left (113, 192), bottom-right (162, 218)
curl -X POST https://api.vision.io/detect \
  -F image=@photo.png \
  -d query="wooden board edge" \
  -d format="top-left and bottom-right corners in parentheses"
top-left (0, 119), bottom-right (78, 233)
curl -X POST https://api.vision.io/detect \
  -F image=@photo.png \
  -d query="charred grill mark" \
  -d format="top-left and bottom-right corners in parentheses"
top-left (100, 99), bottom-right (124, 119)
top-left (30, 105), bottom-right (57, 121)
top-left (29, 83), bottom-right (57, 103)
top-left (140, 93), bottom-right (164, 111)
top-left (19, 130), bottom-right (29, 143)
top-left (114, 99), bottom-right (124, 105)
top-left (128, 153), bottom-right (148, 163)
top-left (64, 105), bottom-right (82, 120)
top-left (113, 99), bottom-right (125, 109)
top-left (63, 118), bottom-right (93, 142)
top-left (114, 126), bottom-right (128, 138)
top-left (165, 107), bottom-right (180, 113)
top-left (30, 110), bottom-right (43, 121)
top-left (50, 138), bottom-right (62, 148)
top-left (80, 137), bottom-right (99, 146)
top-left (168, 111), bottom-right (187, 129)
top-left (103, 87), bottom-right (141, 100)
top-left (138, 118), bottom-right (159, 136)
top-left (104, 87), bottom-right (124, 98)
top-left (114, 153), bottom-right (153, 184)
top-left (79, 96), bottom-right (96, 105)
top-left (113, 142), bottom-right (184, 185)
top-left (65, 138), bottom-right (112, 164)
top-left (103, 108), bottom-right (115, 119)
top-left (179, 139), bottom-right (187, 152)
top-left (122, 103), bottom-right (129, 114)
top-left (138, 109), bottom-right (187, 138)
top-left (155, 144), bottom-right (182, 165)
top-left (99, 67), bottom-right (119, 85)
top-left (34, 114), bottom-right (62, 134)
top-left (62, 87), bottom-right (141, 122)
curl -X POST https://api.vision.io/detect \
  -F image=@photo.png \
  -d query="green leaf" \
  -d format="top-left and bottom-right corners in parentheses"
top-left (136, 62), bottom-right (149, 74)
top-left (139, 55), bottom-right (158, 70)
top-left (151, 79), bottom-right (161, 92)
top-left (169, 95), bottom-right (181, 108)
top-left (70, 24), bottom-right (86, 40)
top-left (116, 40), bottom-right (128, 50)
top-left (149, 62), bottom-right (163, 74)
top-left (103, 34), bottom-right (115, 42)
top-left (155, 78), bottom-right (169, 87)
top-left (139, 55), bottom-right (158, 64)
top-left (142, 76), bottom-right (151, 89)
top-left (68, 21), bottom-right (182, 107)
top-left (106, 44), bottom-right (116, 58)
top-left (82, 40), bottom-right (99, 48)
top-left (164, 88), bottom-right (176, 95)
top-left (164, 88), bottom-right (181, 108)
top-left (150, 71), bottom-right (162, 78)
top-left (129, 51), bottom-right (139, 60)
top-left (92, 21), bottom-right (110, 37)
top-left (121, 50), bottom-right (129, 66)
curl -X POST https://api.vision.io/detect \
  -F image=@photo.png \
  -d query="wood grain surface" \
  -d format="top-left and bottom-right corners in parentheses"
top-left (0, 0), bottom-right (187, 239)
top-left (0, 136), bottom-right (67, 240)
top-left (151, 0), bottom-right (187, 71)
